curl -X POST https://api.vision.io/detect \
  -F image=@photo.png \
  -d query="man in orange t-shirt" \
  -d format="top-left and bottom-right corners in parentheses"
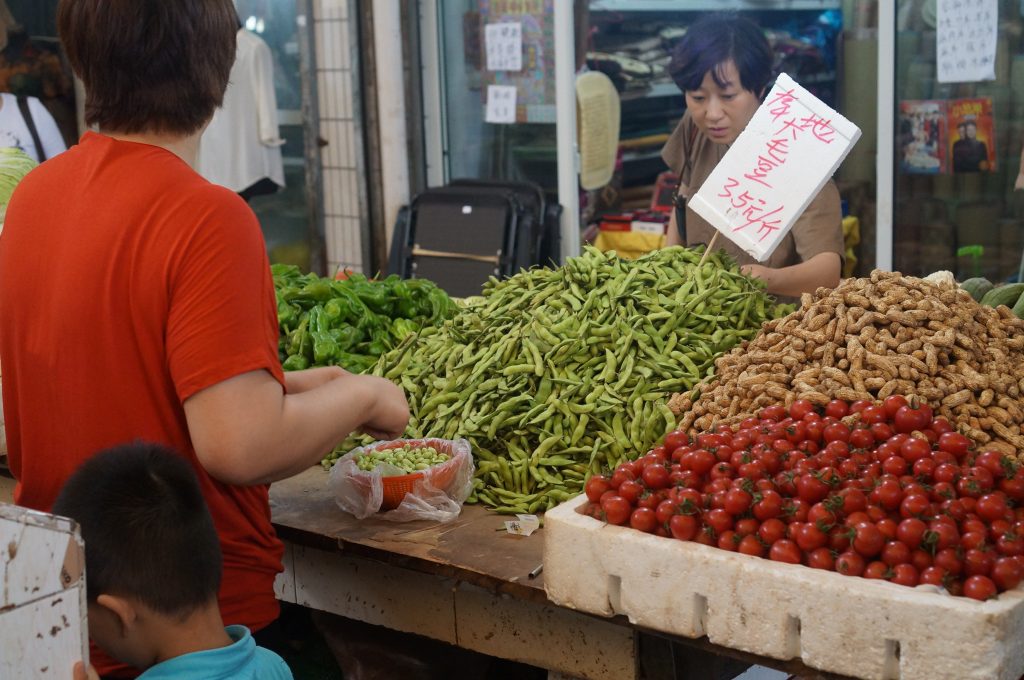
top-left (0, 1), bottom-right (408, 677)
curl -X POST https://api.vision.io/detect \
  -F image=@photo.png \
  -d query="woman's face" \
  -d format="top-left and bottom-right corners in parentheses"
top-left (684, 60), bottom-right (761, 146)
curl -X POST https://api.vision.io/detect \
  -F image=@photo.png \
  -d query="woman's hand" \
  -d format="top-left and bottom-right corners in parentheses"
top-left (741, 252), bottom-right (841, 298)
top-left (73, 662), bottom-right (100, 680)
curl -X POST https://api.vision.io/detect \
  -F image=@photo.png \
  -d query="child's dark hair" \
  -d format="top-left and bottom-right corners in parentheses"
top-left (52, 442), bottom-right (222, 618)
top-left (668, 13), bottom-right (774, 98)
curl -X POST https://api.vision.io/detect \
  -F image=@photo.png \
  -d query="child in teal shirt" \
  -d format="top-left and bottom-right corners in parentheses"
top-left (56, 442), bottom-right (292, 680)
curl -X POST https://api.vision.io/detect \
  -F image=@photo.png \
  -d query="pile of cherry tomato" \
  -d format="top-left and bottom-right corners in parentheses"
top-left (582, 396), bottom-right (1024, 601)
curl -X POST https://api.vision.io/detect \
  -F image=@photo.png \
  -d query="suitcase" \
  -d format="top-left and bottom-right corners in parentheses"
top-left (388, 179), bottom-right (561, 298)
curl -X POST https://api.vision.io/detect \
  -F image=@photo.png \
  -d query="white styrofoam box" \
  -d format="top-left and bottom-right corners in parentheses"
top-left (1, 502), bottom-right (88, 678)
top-left (545, 495), bottom-right (1024, 680)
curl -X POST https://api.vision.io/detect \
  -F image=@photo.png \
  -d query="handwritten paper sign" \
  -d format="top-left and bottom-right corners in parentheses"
top-left (688, 73), bottom-right (861, 263)
top-left (937, 0), bottom-right (998, 83)
top-left (485, 22), bottom-right (522, 72)
top-left (485, 85), bottom-right (517, 124)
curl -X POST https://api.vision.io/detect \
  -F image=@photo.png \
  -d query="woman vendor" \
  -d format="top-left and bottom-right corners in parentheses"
top-left (662, 14), bottom-right (844, 298)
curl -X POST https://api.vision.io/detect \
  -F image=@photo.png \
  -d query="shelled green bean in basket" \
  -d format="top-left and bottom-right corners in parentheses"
top-left (355, 445), bottom-right (449, 474)
top-left (330, 246), bottom-right (790, 514)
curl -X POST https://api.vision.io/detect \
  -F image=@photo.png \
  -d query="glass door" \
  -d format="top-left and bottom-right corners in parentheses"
top-left (434, 0), bottom-right (559, 190)
top-left (235, 0), bottom-right (323, 273)
top-left (893, 0), bottom-right (1022, 282)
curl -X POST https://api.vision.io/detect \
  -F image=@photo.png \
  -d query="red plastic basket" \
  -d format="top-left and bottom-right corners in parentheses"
top-left (362, 440), bottom-right (462, 510)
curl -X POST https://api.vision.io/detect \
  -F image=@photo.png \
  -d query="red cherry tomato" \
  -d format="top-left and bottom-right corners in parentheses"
top-left (753, 490), bottom-right (784, 521)
top-left (723, 489), bottom-right (753, 516)
top-left (963, 575), bottom-right (998, 601)
top-left (882, 395), bottom-right (909, 419)
top-left (864, 561), bottom-right (890, 579)
top-left (585, 475), bottom-right (611, 503)
top-left (836, 550), bottom-right (866, 576)
top-left (937, 432), bottom-right (971, 460)
top-left (853, 522), bottom-right (885, 557)
top-left (769, 539), bottom-right (802, 564)
top-left (976, 493), bottom-right (1010, 523)
top-left (890, 563), bottom-right (920, 587)
top-left (717, 530), bottom-right (739, 552)
top-left (920, 565), bottom-right (948, 587)
top-left (881, 540), bottom-right (912, 566)
top-left (601, 496), bottom-right (631, 526)
top-left (669, 514), bottom-right (699, 541)
top-left (758, 518), bottom-right (787, 545)
top-left (794, 523), bottom-right (829, 552)
top-left (629, 507), bottom-right (658, 533)
top-left (894, 403), bottom-right (931, 434)
top-left (737, 534), bottom-right (766, 557)
top-left (663, 430), bottom-right (690, 453)
top-left (642, 463), bottom-right (671, 490)
top-left (788, 399), bottom-right (816, 422)
top-left (807, 547), bottom-right (835, 570)
top-left (992, 557), bottom-right (1024, 591)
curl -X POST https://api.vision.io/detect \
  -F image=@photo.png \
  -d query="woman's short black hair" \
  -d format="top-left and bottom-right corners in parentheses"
top-left (57, 0), bottom-right (237, 136)
top-left (668, 13), bottom-right (774, 97)
top-left (52, 442), bottom-right (222, 618)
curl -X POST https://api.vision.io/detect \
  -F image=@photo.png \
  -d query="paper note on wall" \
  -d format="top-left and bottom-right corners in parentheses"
top-left (937, 0), bottom-right (998, 83)
top-left (485, 22), bottom-right (522, 72)
top-left (485, 85), bottom-right (517, 124)
top-left (688, 73), bottom-right (861, 263)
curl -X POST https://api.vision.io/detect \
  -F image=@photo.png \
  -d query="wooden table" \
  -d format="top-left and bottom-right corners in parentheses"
top-left (270, 467), bottom-right (853, 680)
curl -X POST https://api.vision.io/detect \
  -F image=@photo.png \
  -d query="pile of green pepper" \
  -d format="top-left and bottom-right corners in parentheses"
top-left (273, 264), bottom-right (457, 373)
top-left (338, 246), bottom-right (791, 514)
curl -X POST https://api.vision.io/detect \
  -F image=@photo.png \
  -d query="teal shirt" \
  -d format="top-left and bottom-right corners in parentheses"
top-left (136, 625), bottom-right (292, 680)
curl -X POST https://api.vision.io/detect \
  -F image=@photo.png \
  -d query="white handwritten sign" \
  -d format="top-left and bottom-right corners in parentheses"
top-left (485, 22), bottom-right (522, 72)
top-left (937, 0), bottom-right (998, 83)
top-left (688, 73), bottom-right (861, 263)
top-left (485, 85), bottom-right (517, 124)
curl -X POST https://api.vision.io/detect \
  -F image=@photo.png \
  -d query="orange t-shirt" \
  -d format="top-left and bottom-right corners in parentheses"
top-left (0, 132), bottom-right (286, 676)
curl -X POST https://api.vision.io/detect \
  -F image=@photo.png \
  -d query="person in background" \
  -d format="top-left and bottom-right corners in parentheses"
top-left (57, 442), bottom-right (292, 680)
top-left (0, 90), bottom-right (66, 162)
top-left (0, 1), bottom-right (408, 676)
top-left (661, 14), bottom-right (843, 299)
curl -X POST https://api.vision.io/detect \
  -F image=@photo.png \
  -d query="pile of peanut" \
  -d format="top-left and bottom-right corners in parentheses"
top-left (669, 270), bottom-right (1024, 458)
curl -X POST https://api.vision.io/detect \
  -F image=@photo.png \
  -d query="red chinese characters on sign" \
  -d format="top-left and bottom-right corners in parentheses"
top-left (714, 89), bottom-right (836, 244)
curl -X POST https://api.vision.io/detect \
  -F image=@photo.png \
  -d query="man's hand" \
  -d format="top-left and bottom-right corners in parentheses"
top-left (355, 375), bottom-right (410, 441)
top-left (284, 365), bottom-right (348, 394)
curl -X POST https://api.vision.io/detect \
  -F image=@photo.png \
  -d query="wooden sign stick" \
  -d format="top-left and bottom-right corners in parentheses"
top-left (698, 232), bottom-right (720, 265)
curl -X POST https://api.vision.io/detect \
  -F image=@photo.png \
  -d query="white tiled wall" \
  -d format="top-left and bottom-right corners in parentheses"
top-left (313, 0), bottom-right (365, 275)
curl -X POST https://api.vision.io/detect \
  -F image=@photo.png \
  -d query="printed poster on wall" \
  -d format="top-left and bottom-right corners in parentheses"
top-left (479, 0), bottom-right (555, 124)
top-left (899, 100), bottom-right (948, 174)
top-left (948, 97), bottom-right (996, 173)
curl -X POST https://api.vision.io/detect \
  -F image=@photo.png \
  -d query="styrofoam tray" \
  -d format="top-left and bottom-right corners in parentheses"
top-left (544, 495), bottom-right (1024, 680)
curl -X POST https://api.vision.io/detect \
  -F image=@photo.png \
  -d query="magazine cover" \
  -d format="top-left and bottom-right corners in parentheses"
top-left (899, 100), bottom-right (947, 174)
top-left (948, 98), bottom-right (995, 173)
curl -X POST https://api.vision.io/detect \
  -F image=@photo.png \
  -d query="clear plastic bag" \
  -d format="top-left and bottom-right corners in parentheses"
top-left (327, 438), bottom-right (475, 522)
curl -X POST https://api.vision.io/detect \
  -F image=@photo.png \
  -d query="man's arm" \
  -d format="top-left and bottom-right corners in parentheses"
top-left (183, 369), bottom-right (409, 486)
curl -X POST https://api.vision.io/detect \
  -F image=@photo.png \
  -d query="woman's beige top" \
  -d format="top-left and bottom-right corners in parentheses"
top-left (661, 111), bottom-right (844, 269)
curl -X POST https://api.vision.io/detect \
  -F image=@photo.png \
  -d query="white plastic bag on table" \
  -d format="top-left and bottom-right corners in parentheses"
top-left (328, 438), bottom-right (474, 522)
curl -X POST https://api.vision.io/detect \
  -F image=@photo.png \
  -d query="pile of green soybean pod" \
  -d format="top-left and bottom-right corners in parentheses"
top-left (348, 246), bottom-right (786, 514)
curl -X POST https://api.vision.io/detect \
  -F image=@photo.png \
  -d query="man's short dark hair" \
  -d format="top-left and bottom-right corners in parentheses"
top-left (57, 0), bottom-right (237, 135)
top-left (52, 442), bottom-right (222, 618)
top-left (669, 14), bottom-right (774, 99)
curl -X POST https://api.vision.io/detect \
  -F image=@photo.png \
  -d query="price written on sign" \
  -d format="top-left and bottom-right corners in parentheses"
top-left (688, 73), bottom-right (861, 262)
